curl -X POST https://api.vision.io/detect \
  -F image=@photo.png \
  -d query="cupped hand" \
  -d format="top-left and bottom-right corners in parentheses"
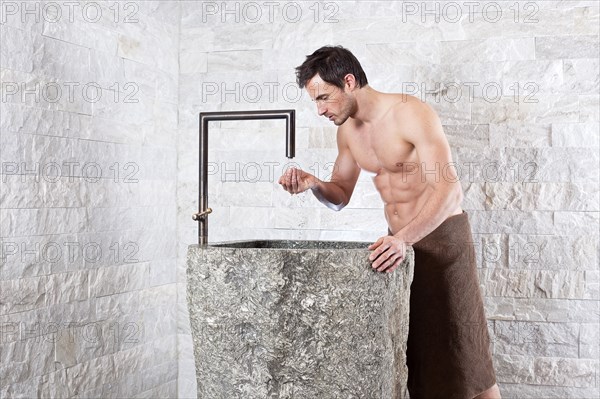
top-left (278, 167), bottom-right (317, 194)
top-left (368, 235), bottom-right (408, 273)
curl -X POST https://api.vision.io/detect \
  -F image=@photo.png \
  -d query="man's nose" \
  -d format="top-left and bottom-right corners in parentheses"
top-left (317, 103), bottom-right (327, 116)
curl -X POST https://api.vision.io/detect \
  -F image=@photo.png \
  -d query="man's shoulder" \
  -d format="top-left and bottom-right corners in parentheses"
top-left (388, 93), bottom-right (432, 112)
top-left (387, 93), bottom-right (440, 124)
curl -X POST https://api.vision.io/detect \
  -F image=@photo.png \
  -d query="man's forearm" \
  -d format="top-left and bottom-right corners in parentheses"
top-left (310, 179), bottom-right (349, 211)
top-left (395, 183), bottom-right (463, 244)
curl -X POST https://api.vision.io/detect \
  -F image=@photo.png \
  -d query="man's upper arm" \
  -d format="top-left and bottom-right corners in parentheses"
top-left (330, 128), bottom-right (361, 204)
top-left (402, 102), bottom-right (461, 194)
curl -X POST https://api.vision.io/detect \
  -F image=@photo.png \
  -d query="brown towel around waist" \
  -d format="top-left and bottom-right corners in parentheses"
top-left (391, 211), bottom-right (497, 399)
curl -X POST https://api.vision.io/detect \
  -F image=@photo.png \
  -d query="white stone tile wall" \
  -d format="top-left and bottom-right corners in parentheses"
top-left (1, 1), bottom-right (596, 397)
top-left (177, 1), bottom-right (599, 398)
top-left (1, 1), bottom-right (179, 397)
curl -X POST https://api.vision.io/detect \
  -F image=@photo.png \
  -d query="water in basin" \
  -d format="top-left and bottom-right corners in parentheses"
top-left (209, 239), bottom-right (370, 249)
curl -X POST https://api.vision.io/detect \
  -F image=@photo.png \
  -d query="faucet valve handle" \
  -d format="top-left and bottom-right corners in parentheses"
top-left (192, 208), bottom-right (213, 221)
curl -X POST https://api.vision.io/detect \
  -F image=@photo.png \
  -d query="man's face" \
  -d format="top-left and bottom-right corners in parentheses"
top-left (305, 74), bottom-right (356, 126)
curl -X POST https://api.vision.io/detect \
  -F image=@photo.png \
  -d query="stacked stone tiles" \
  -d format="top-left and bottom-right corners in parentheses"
top-left (1, 1), bottom-right (179, 397)
top-left (177, 1), bottom-right (599, 398)
top-left (0, 1), bottom-right (596, 397)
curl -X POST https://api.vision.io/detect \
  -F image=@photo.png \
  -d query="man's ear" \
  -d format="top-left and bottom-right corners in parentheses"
top-left (343, 74), bottom-right (357, 91)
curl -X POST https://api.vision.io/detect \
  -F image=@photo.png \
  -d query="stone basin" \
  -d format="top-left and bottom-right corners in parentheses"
top-left (186, 240), bottom-right (415, 399)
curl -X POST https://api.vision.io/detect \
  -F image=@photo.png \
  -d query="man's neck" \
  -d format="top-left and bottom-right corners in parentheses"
top-left (350, 86), bottom-right (384, 125)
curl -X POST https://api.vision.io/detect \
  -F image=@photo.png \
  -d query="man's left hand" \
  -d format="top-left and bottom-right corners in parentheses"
top-left (368, 236), bottom-right (408, 273)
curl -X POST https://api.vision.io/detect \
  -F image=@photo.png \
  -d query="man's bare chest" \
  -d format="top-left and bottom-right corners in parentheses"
top-left (347, 129), bottom-right (417, 174)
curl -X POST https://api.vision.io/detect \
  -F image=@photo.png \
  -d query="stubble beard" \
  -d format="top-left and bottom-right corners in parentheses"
top-left (333, 95), bottom-right (357, 126)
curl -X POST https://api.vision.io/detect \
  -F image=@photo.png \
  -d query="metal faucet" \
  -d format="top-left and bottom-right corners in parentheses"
top-left (192, 109), bottom-right (296, 245)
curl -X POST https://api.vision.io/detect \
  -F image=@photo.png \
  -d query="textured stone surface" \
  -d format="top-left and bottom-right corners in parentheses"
top-left (492, 320), bottom-right (580, 358)
top-left (536, 35), bottom-right (600, 59)
top-left (509, 233), bottom-right (598, 270)
top-left (498, 382), bottom-right (600, 399)
top-left (442, 37), bottom-right (535, 64)
top-left (489, 123), bottom-right (551, 147)
top-left (482, 268), bottom-right (588, 299)
top-left (480, 182), bottom-right (599, 211)
top-left (484, 296), bottom-right (600, 326)
top-left (186, 241), bottom-right (414, 398)
top-left (552, 122), bottom-right (599, 147)
top-left (1, 1), bottom-right (179, 397)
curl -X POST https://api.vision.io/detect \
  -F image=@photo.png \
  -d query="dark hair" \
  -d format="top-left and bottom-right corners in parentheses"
top-left (295, 45), bottom-right (368, 89)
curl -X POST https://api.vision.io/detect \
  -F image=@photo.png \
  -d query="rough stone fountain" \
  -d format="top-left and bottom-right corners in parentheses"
top-left (187, 241), bottom-right (414, 398)
top-left (186, 110), bottom-right (415, 398)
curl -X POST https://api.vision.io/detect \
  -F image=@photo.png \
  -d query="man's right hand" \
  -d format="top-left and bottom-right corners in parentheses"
top-left (278, 167), bottom-right (318, 194)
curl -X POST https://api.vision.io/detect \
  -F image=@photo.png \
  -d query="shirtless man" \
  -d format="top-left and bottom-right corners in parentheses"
top-left (279, 46), bottom-right (501, 399)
